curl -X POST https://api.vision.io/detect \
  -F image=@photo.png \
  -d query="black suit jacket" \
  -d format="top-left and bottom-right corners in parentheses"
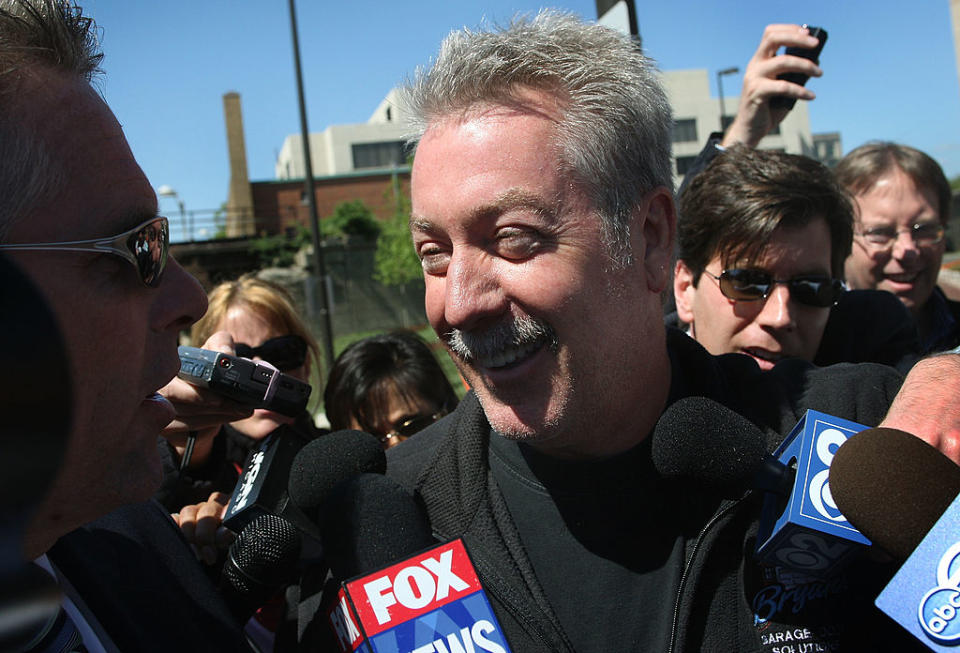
top-left (48, 499), bottom-right (251, 652)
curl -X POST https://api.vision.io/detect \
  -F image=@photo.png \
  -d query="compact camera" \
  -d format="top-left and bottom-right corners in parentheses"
top-left (177, 346), bottom-right (311, 417)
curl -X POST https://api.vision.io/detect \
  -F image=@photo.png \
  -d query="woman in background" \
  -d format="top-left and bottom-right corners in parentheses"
top-left (157, 274), bottom-right (325, 515)
top-left (324, 330), bottom-right (459, 449)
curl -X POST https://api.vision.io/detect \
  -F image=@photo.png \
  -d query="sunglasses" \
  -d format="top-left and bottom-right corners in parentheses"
top-left (380, 411), bottom-right (446, 445)
top-left (0, 216), bottom-right (168, 288)
top-left (235, 334), bottom-right (308, 372)
top-left (704, 268), bottom-right (845, 308)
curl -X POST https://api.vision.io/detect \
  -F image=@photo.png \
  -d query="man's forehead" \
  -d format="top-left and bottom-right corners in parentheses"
top-left (8, 66), bottom-right (157, 240)
top-left (856, 170), bottom-right (941, 221)
top-left (721, 217), bottom-right (833, 270)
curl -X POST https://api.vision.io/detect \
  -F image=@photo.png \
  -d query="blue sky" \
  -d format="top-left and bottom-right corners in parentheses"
top-left (84, 1), bottom-right (960, 236)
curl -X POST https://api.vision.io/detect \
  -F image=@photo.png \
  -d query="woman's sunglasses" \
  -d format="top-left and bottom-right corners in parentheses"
top-left (380, 411), bottom-right (446, 445)
top-left (704, 268), bottom-right (846, 308)
top-left (235, 334), bottom-right (308, 372)
top-left (0, 216), bottom-right (169, 288)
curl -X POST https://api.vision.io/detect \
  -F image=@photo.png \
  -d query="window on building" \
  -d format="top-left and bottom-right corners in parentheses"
top-left (672, 119), bottom-right (698, 143)
top-left (676, 156), bottom-right (698, 176)
top-left (352, 141), bottom-right (406, 169)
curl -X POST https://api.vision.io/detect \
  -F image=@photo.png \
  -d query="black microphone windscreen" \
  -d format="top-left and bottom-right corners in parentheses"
top-left (652, 396), bottom-right (771, 496)
top-left (0, 255), bottom-right (71, 514)
top-left (221, 514), bottom-right (301, 621)
top-left (321, 473), bottom-right (434, 581)
top-left (830, 427), bottom-right (960, 560)
top-left (287, 430), bottom-right (386, 516)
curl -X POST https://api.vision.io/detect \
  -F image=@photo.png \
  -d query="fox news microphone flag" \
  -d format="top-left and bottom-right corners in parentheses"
top-left (327, 538), bottom-right (511, 653)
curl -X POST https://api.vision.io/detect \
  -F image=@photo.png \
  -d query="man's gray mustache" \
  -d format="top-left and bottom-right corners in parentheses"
top-left (446, 316), bottom-right (556, 360)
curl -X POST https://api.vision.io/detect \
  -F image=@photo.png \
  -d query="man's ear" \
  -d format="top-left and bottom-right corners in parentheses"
top-left (674, 260), bottom-right (696, 327)
top-left (639, 187), bottom-right (676, 293)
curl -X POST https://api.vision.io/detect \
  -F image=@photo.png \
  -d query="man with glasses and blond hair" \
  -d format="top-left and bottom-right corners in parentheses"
top-left (836, 142), bottom-right (958, 354)
top-left (0, 0), bottom-right (252, 649)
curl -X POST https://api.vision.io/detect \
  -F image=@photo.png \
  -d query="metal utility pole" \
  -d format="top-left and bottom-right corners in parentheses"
top-left (595, 0), bottom-right (638, 39)
top-left (288, 0), bottom-right (335, 371)
top-left (717, 67), bottom-right (739, 132)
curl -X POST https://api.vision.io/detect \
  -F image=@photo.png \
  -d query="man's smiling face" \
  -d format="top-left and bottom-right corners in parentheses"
top-left (410, 91), bottom-right (672, 458)
top-left (844, 166), bottom-right (945, 317)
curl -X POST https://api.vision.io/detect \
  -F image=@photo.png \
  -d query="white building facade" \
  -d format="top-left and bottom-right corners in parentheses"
top-left (275, 73), bottom-right (833, 186)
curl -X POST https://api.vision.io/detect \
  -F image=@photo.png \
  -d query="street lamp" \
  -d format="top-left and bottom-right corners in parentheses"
top-left (716, 67), bottom-right (740, 132)
top-left (157, 185), bottom-right (188, 241)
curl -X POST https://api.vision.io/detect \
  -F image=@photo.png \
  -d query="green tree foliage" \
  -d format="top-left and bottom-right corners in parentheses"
top-left (212, 202), bottom-right (227, 239)
top-left (248, 224), bottom-right (311, 267)
top-left (951, 175), bottom-right (960, 192)
top-left (374, 190), bottom-right (422, 286)
top-left (327, 200), bottom-right (381, 240)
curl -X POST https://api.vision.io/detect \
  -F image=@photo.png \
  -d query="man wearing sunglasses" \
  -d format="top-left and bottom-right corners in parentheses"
top-left (673, 145), bottom-right (920, 370)
top-left (836, 142), bottom-right (959, 355)
top-left (0, 1), bottom-right (253, 650)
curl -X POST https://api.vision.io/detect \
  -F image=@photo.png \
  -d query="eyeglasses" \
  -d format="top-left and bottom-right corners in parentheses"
top-left (0, 216), bottom-right (169, 287)
top-left (704, 268), bottom-right (846, 308)
top-left (855, 222), bottom-right (945, 250)
top-left (235, 334), bottom-right (308, 372)
top-left (380, 411), bottom-right (446, 444)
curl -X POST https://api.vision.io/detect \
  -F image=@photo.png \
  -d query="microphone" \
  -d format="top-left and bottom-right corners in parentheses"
top-left (830, 427), bottom-right (960, 561)
top-left (287, 430), bottom-right (387, 524)
top-left (829, 428), bottom-right (960, 648)
top-left (320, 473), bottom-right (436, 582)
top-left (223, 428), bottom-right (384, 540)
top-left (652, 397), bottom-right (792, 498)
top-left (315, 474), bottom-right (511, 653)
top-left (220, 514), bottom-right (302, 624)
top-left (652, 397), bottom-right (871, 577)
top-left (0, 563), bottom-right (62, 651)
top-left (0, 255), bottom-right (71, 649)
top-left (0, 255), bottom-right (72, 575)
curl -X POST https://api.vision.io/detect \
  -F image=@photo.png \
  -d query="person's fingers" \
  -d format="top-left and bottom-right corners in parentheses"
top-left (192, 493), bottom-right (229, 544)
top-left (183, 493), bottom-right (231, 565)
top-left (766, 55), bottom-right (822, 79)
top-left (755, 23), bottom-right (819, 58)
top-left (201, 331), bottom-right (237, 355)
top-left (215, 525), bottom-right (236, 550)
top-left (178, 504), bottom-right (199, 543)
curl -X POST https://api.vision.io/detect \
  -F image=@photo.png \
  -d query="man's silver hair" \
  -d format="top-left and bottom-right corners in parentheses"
top-left (400, 9), bottom-right (673, 266)
top-left (0, 0), bottom-right (102, 240)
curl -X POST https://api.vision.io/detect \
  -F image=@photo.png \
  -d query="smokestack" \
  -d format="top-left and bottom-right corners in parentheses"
top-left (223, 92), bottom-right (255, 237)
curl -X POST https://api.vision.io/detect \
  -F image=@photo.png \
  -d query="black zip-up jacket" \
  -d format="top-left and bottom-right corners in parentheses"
top-left (387, 330), bottom-right (928, 652)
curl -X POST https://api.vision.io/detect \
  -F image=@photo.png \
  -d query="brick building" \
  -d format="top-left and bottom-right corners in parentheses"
top-left (248, 168), bottom-right (409, 236)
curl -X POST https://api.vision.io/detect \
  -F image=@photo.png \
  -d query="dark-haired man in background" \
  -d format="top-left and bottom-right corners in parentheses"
top-left (673, 145), bottom-right (919, 369)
